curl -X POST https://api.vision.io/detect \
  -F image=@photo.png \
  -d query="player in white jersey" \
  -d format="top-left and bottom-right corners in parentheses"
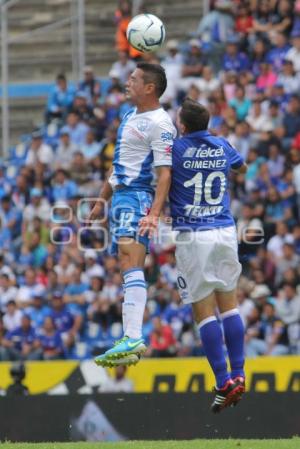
top-left (90, 63), bottom-right (176, 366)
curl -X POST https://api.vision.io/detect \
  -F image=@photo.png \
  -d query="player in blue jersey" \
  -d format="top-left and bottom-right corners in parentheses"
top-left (169, 98), bottom-right (247, 413)
top-left (89, 63), bottom-right (176, 367)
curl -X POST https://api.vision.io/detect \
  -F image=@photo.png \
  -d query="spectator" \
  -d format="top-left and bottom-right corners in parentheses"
top-left (237, 287), bottom-right (254, 326)
top-left (276, 283), bottom-right (300, 353)
top-left (268, 100), bottom-right (283, 129)
top-left (160, 40), bottom-right (183, 104)
top-left (0, 195), bottom-right (22, 241)
top-left (72, 91), bottom-right (94, 122)
top-left (27, 291), bottom-right (51, 329)
top-left (229, 85), bottom-right (252, 120)
top-left (16, 268), bottom-right (45, 309)
top-left (3, 300), bottom-right (23, 332)
top-left (54, 128), bottom-right (79, 170)
top-left (110, 51), bottom-right (136, 85)
top-left (99, 365), bottom-right (134, 392)
top-left (0, 315), bottom-right (42, 361)
top-left (50, 290), bottom-right (82, 349)
top-left (256, 62), bottom-right (277, 93)
top-left (266, 32), bottom-right (291, 73)
top-left (196, 65), bottom-right (220, 95)
top-left (0, 274), bottom-right (18, 313)
top-left (267, 221), bottom-right (293, 259)
top-left (178, 39), bottom-right (206, 93)
top-left (245, 301), bottom-right (289, 356)
top-left (286, 30), bottom-right (300, 73)
top-left (25, 130), bottom-right (54, 169)
top-left (250, 39), bottom-right (267, 78)
top-left (277, 95), bottom-right (300, 150)
top-left (277, 60), bottom-right (300, 94)
top-left (222, 35), bottom-right (250, 73)
top-left (195, 0), bottom-right (235, 44)
top-left (23, 188), bottom-right (51, 229)
top-left (149, 316), bottom-right (177, 357)
top-left (46, 73), bottom-right (75, 122)
top-left (79, 129), bottom-right (102, 162)
top-left (115, 0), bottom-right (141, 59)
top-left (275, 243), bottom-right (300, 286)
top-left (51, 169), bottom-right (78, 202)
top-left (78, 66), bottom-right (101, 105)
top-left (38, 316), bottom-right (64, 360)
top-left (64, 111), bottom-right (90, 147)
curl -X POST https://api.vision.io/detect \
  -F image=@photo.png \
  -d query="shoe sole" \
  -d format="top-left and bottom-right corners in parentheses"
top-left (95, 354), bottom-right (140, 368)
top-left (211, 384), bottom-right (245, 414)
top-left (105, 344), bottom-right (147, 360)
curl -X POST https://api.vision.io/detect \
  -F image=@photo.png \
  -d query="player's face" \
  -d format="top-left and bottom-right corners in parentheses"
top-left (125, 68), bottom-right (148, 103)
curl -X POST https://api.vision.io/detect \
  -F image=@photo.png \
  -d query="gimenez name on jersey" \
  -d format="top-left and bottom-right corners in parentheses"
top-left (182, 145), bottom-right (227, 169)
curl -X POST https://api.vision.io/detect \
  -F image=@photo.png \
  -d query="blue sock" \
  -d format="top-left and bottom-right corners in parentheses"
top-left (221, 309), bottom-right (245, 379)
top-left (199, 317), bottom-right (230, 389)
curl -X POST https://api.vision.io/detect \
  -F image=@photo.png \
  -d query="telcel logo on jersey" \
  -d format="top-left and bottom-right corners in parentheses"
top-left (183, 145), bottom-right (225, 158)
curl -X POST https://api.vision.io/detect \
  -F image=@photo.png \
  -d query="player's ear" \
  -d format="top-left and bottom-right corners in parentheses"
top-left (145, 82), bottom-right (155, 95)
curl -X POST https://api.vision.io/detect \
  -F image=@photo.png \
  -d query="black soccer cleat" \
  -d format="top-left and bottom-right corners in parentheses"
top-left (210, 378), bottom-right (245, 414)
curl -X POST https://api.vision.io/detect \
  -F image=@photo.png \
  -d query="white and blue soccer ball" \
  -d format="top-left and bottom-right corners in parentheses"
top-left (126, 13), bottom-right (166, 53)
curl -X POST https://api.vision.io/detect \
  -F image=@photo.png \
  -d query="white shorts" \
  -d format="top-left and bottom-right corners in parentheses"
top-left (175, 226), bottom-right (242, 304)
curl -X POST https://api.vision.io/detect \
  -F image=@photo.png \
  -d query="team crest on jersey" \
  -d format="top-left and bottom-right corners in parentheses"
top-left (137, 119), bottom-right (149, 132)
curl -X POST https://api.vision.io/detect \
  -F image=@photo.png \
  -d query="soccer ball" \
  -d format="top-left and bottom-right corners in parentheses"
top-left (126, 14), bottom-right (166, 53)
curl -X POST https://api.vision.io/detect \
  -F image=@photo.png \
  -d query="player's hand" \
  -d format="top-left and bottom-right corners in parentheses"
top-left (139, 214), bottom-right (159, 238)
top-left (86, 201), bottom-right (103, 226)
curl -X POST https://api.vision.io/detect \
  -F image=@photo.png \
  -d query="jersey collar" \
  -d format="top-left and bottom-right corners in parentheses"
top-left (185, 130), bottom-right (211, 138)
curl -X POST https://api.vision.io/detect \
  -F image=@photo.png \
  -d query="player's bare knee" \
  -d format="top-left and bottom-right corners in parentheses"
top-left (192, 294), bottom-right (216, 324)
top-left (215, 289), bottom-right (238, 313)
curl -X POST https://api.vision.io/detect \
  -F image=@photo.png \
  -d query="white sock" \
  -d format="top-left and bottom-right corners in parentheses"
top-left (122, 283), bottom-right (128, 334)
top-left (122, 268), bottom-right (147, 339)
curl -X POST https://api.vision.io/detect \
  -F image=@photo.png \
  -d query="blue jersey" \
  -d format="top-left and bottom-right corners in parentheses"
top-left (169, 130), bottom-right (244, 231)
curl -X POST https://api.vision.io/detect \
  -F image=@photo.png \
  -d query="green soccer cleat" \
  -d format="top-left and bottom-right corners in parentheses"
top-left (104, 336), bottom-right (147, 360)
top-left (94, 352), bottom-right (141, 368)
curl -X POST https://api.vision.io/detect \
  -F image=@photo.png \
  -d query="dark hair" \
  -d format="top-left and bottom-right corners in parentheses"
top-left (136, 62), bottom-right (167, 98)
top-left (56, 73), bottom-right (66, 82)
top-left (179, 98), bottom-right (210, 133)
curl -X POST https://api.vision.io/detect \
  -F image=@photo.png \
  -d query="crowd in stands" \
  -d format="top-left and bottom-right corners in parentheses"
top-left (0, 0), bottom-right (300, 361)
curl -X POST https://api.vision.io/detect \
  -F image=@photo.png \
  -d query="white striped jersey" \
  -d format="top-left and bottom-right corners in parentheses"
top-left (109, 107), bottom-right (176, 192)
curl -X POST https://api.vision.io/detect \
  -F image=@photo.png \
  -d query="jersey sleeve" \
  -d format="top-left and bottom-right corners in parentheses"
top-left (225, 140), bottom-right (245, 169)
top-left (150, 119), bottom-right (176, 167)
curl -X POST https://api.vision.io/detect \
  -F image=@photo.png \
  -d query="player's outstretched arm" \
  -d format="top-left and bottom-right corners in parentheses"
top-left (139, 166), bottom-right (172, 237)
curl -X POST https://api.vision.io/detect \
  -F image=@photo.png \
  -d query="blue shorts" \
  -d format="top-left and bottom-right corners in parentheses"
top-left (110, 188), bottom-right (153, 255)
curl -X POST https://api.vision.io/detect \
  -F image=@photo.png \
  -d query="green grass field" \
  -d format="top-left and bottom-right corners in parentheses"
top-left (1, 440), bottom-right (299, 449)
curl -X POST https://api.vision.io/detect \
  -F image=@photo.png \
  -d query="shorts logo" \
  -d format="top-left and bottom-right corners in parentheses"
top-left (165, 145), bottom-right (172, 154)
top-left (137, 119), bottom-right (149, 132)
top-left (161, 131), bottom-right (173, 142)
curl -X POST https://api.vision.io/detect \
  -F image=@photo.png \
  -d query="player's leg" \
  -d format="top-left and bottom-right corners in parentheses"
top-left (193, 293), bottom-right (231, 389)
top-left (216, 290), bottom-right (245, 384)
top-left (95, 190), bottom-right (151, 366)
top-left (192, 294), bottom-right (244, 413)
top-left (95, 239), bottom-right (147, 365)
